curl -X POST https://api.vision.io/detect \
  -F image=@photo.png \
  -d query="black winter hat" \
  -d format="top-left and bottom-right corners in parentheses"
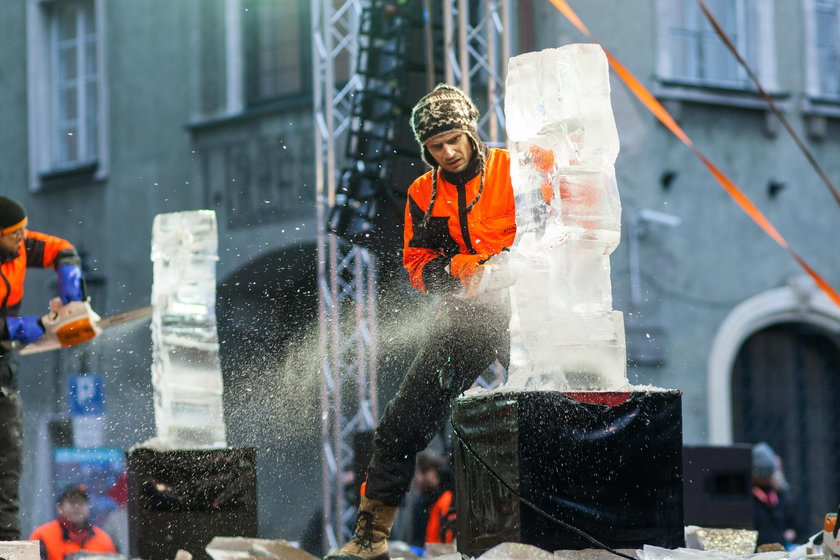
top-left (752, 442), bottom-right (776, 478)
top-left (0, 196), bottom-right (27, 233)
top-left (57, 483), bottom-right (89, 503)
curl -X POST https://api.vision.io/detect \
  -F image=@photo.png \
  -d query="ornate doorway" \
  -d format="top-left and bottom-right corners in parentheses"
top-left (731, 322), bottom-right (840, 534)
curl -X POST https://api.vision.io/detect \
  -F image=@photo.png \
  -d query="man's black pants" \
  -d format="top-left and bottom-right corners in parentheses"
top-left (365, 298), bottom-right (509, 506)
top-left (0, 353), bottom-right (22, 540)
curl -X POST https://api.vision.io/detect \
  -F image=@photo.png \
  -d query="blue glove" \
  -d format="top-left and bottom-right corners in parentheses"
top-left (58, 265), bottom-right (84, 304)
top-left (5, 316), bottom-right (45, 345)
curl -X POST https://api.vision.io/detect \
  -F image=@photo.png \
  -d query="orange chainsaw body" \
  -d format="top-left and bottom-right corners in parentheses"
top-left (38, 299), bottom-right (103, 351)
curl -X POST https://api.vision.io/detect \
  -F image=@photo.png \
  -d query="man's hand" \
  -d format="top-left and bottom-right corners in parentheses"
top-left (466, 250), bottom-right (518, 297)
top-left (5, 316), bottom-right (45, 345)
top-left (449, 253), bottom-right (491, 286)
top-left (57, 265), bottom-right (84, 304)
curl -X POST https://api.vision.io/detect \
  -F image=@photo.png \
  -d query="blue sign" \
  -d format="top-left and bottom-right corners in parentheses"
top-left (53, 447), bottom-right (125, 527)
top-left (68, 374), bottom-right (105, 416)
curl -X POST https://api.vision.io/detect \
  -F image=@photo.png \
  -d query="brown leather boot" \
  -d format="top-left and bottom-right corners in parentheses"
top-left (325, 494), bottom-right (397, 560)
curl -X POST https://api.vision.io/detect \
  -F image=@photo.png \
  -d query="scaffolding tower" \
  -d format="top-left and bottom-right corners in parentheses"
top-left (312, 0), bottom-right (511, 549)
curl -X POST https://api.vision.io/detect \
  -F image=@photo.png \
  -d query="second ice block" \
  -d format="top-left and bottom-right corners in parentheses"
top-left (150, 210), bottom-right (226, 449)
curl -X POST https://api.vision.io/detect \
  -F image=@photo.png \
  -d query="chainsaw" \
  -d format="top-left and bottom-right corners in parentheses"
top-left (1, 298), bottom-right (153, 355)
top-left (822, 510), bottom-right (840, 558)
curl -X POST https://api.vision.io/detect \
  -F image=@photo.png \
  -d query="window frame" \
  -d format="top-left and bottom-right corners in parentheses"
top-left (202, 0), bottom-right (313, 124)
top-left (242, 0), bottom-right (311, 108)
top-left (26, 0), bottom-right (109, 192)
top-left (655, 0), bottom-right (778, 103)
top-left (804, 0), bottom-right (840, 103)
top-left (51, 1), bottom-right (98, 167)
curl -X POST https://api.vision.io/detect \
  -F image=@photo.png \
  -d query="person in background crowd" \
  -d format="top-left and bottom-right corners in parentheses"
top-left (415, 452), bottom-right (454, 547)
top-left (29, 484), bottom-right (117, 560)
top-left (394, 450), bottom-right (453, 549)
top-left (0, 195), bottom-right (86, 540)
top-left (752, 442), bottom-right (799, 550)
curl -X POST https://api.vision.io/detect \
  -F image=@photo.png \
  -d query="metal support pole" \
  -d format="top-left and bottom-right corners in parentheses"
top-left (312, 0), bottom-right (379, 550)
top-left (442, 0), bottom-right (510, 144)
top-left (312, 0), bottom-right (509, 549)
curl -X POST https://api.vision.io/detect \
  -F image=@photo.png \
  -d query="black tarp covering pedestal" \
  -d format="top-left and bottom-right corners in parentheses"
top-left (127, 447), bottom-right (258, 560)
top-left (452, 391), bottom-right (684, 556)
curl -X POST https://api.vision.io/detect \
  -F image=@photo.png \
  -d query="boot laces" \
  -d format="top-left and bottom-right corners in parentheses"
top-left (353, 510), bottom-right (376, 551)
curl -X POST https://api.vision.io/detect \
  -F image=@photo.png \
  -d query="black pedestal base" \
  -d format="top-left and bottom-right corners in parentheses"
top-left (452, 391), bottom-right (684, 556)
top-left (127, 447), bottom-right (258, 560)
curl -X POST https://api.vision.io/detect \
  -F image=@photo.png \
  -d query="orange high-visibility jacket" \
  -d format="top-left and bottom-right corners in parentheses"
top-left (29, 519), bottom-right (117, 560)
top-left (403, 148), bottom-right (515, 293)
top-left (0, 230), bottom-right (78, 318)
top-left (424, 489), bottom-right (455, 545)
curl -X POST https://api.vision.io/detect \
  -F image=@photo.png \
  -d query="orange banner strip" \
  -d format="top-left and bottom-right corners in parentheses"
top-left (546, 0), bottom-right (840, 307)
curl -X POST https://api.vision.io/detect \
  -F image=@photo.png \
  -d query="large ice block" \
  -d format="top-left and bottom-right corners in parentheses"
top-left (150, 210), bottom-right (226, 448)
top-left (504, 44), bottom-right (628, 391)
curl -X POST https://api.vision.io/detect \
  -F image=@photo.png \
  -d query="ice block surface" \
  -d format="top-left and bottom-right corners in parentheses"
top-left (150, 210), bottom-right (226, 448)
top-left (503, 44), bottom-right (629, 391)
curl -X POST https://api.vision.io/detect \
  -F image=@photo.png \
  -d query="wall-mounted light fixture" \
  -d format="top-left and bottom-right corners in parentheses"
top-left (767, 180), bottom-right (786, 199)
top-left (629, 209), bottom-right (682, 307)
top-left (660, 170), bottom-right (678, 191)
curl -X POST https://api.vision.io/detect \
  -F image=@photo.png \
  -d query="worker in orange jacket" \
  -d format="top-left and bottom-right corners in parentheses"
top-left (29, 484), bottom-right (117, 560)
top-left (327, 84), bottom-right (515, 560)
top-left (0, 195), bottom-right (86, 539)
top-left (424, 489), bottom-right (455, 546)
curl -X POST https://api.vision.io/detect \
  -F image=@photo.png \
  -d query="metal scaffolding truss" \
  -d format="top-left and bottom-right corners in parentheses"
top-left (440, 0), bottom-right (511, 144)
top-left (312, 0), bottom-right (511, 549)
top-left (312, 0), bottom-right (379, 550)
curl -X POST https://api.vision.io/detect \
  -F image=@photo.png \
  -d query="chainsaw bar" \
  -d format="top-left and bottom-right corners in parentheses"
top-left (97, 305), bottom-right (154, 329)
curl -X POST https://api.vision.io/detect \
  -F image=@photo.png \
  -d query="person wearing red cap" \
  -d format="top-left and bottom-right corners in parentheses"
top-left (0, 195), bottom-right (86, 540)
top-left (29, 484), bottom-right (117, 560)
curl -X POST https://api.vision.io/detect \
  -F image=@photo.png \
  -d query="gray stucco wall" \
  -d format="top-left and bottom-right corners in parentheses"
top-left (534, 0), bottom-right (840, 442)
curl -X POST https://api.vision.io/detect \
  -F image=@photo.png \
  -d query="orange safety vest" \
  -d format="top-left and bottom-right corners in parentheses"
top-left (424, 490), bottom-right (455, 545)
top-left (0, 230), bottom-right (76, 316)
top-left (403, 148), bottom-right (515, 293)
top-left (29, 519), bottom-right (117, 560)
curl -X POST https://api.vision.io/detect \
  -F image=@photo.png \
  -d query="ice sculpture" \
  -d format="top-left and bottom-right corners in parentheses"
top-left (504, 44), bottom-right (629, 391)
top-left (150, 210), bottom-right (227, 448)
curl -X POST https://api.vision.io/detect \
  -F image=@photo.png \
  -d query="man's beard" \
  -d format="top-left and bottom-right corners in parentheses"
top-left (0, 246), bottom-right (19, 263)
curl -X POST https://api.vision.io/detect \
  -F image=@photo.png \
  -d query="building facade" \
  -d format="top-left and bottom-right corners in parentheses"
top-left (539, 0), bottom-right (840, 532)
top-left (1, 0), bottom-right (838, 541)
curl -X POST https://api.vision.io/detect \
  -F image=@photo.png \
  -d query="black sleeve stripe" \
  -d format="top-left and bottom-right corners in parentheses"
top-left (408, 195), bottom-right (427, 228)
top-left (24, 238), bottom-right (46, 268)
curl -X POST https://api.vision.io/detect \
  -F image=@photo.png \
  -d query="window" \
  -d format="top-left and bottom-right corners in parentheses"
top-left (658, 0), bottom-right (776, 91)
top-left (52, 1), bottom-right (98, 166)
top-left (27, 0), bottom-right (108, 190)
top-left (807, 0), bottom-right (840, 99)
top-left (204, 0), bottom-right (342, 118)
top-left (243, 0), bottom-right (309, 105)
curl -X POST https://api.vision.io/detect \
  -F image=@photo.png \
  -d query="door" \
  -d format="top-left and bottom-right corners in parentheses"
top-left (732, 322), bottom-right (840, 536)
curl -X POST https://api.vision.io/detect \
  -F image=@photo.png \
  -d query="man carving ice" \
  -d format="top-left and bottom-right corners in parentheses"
top-left (327, 84), bottom-right (515, 560)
